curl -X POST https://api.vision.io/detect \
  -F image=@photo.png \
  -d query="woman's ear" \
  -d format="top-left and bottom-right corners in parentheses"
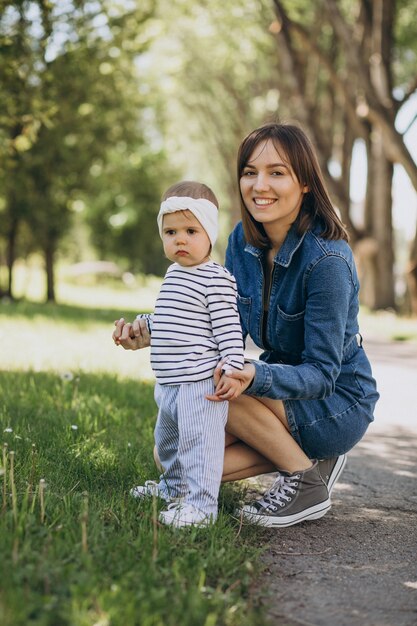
top-left (302, 184), bottom-right (309, 193)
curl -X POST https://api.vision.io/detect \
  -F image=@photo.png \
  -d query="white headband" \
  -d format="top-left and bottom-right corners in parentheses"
top-left (157, 196), bottom-right (218, 246)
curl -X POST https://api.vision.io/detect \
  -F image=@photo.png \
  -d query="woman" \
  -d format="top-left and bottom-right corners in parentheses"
top-left (206, 122), bottom-right (379, 527)
top-left (114, 122), bottom-right (379, 529)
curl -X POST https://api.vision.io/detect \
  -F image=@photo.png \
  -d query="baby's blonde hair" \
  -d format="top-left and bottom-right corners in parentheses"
top-left (162, 181), bottom-right (219, 208)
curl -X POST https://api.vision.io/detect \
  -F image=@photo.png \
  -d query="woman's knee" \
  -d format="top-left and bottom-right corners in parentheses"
top-left (227, 394), bottom-right (288, 429)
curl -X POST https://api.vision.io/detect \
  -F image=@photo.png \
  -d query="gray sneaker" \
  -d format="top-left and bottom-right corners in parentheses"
top-left (318, 455), bottom-right (347, 495)
top-left (130, 480), bottom-right (182, 503)
top-left (239, 460), bottom-right (331, 528)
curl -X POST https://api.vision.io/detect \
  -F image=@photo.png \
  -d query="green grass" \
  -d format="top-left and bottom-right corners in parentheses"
top-left (2, 277), bottom-right (415, 626)
top-left (0, 298), bottom-right (154, 379)
top-left (0, 298), bottom-right (269, 626)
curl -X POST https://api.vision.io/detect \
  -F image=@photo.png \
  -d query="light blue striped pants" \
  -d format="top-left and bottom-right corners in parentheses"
top-left (154, 379), bottom-right (228, 517)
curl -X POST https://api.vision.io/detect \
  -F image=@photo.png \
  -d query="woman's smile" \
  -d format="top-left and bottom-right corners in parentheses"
top-left (253, 197), bottom-right (277, 207)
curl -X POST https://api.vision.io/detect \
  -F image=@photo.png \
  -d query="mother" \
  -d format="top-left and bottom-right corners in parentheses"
top-left (114, 122), bottom-right (379, 528)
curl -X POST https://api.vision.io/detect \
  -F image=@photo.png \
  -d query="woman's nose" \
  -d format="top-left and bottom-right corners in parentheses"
top-left (253, 172), bottom-right (270, 191)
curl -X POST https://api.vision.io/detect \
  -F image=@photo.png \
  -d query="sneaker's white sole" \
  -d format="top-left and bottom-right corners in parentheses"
top-left (159, 513), bottom-right (212, 528)
top-left (328, 455), bottom-right (347, 495)
top-left (239, 499), bottom-right (331, 528)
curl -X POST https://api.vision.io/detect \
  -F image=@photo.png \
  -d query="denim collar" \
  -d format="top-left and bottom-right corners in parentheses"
top-left (244, 223), bottom-right (307, 268)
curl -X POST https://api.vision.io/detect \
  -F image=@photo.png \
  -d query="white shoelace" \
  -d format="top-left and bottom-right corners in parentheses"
top-left (257, 473), bottom-right (301, 510)
top-left (165, 502), bottom-right (194, 514)
top-left (144, 480), bottom-right (159, 492)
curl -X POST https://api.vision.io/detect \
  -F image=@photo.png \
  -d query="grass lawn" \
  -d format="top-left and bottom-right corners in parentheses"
top-left (0, 290), bottom-right (269, 626)
top-left (2, 271), bottom-right (416, 626)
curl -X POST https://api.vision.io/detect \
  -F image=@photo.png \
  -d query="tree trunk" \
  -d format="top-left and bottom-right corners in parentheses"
top-left (44, 240), bottom-right (56, 302)
top-left (369, 127), bottom-right (395, 309)
top-left (354, 127), bottom-right (395, 310)
top-left (407, 227), bottom-right (417, 315)
top-left (6, 216), bottom-right (19, 299)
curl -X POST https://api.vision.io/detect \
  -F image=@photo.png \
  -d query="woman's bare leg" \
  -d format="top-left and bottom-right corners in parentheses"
top-left (223, 441), bottom-right (276, 481)
top-left (222, 394), bottom-right (311, 481)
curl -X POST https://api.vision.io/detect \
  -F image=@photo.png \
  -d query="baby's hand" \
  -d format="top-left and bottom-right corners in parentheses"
top-left (206, 369), bottom-right (245, 402)
top-left (112, 318), bottom-right (150, 350)
top-left (207, 361), bottom-right (256, 402)
top-left (112, 318), bottom-right (133, 345)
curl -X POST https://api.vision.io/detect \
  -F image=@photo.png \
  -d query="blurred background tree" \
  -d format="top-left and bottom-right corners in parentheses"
top-left (0, 0), bottom-right (416, 312)
top-left (0, 0), bottom-right (173, 300)
top-left (270, 0), bottom-right (417, 310)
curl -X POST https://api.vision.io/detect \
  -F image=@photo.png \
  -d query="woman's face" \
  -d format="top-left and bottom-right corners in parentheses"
top-left (239, 139), bottom-right (308, 234)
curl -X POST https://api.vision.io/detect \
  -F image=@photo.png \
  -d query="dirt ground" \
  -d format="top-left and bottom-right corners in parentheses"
top-left (250, 338), bottom-right (417, 626)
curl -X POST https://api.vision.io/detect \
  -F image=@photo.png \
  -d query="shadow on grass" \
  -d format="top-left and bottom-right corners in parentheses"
top-left (0, 298), bottom-right (149, 325)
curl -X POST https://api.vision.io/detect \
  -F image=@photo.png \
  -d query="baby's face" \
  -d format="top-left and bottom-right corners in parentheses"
top-left (161, 210), bottom-right (211, 267)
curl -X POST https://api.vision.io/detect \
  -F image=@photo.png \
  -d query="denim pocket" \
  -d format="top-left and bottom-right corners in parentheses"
top-left (352, 350), bottom-right (379, 402)
top-left (237, 294), bottom-right (251, 332)
top-left (274, 305), bottom-right (305, 354)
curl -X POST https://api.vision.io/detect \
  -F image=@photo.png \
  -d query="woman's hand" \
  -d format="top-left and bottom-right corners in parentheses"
top-left (206, 361), bottom-right (256, 402)
top-left (112, 317), bottom-right (151, 351)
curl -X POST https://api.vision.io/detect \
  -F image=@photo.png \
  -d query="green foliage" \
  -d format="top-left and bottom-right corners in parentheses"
top-left (0, 1), bottom-right (175, 298)
top-left (0, 369), bottom-right (268, 626)
top-left (393, 0), bottom-right (417, 89)
top-left (145, 0), bottom-right (280, 225)
top-left (85, 148), bottom-right (174, 276)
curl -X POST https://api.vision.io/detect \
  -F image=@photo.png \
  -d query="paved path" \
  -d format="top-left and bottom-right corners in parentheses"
top-left (248, 338), bottom-right (417, 626)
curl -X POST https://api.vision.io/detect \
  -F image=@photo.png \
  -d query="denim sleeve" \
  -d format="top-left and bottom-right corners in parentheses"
top-left (247, 255), bottom-right (356, 400)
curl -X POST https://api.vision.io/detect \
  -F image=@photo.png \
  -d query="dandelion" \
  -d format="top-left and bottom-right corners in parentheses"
top-left (39, 479), bottom-right (46, 524)
top-left (28, 443), bottom-right (37, 502)
top-left (71, 425), bottom-right (78, 431)
top-left (4, 427), bottom-right (13, 433)
top-left (9, 451), bottom-right (17, 524)
top-left (81, 491), bottom-right (89, 554)
top-left (2, 443), bottom-right (7, 513)
top-left (61, 372), bottom-right (74, 382)
top-left (127, 442), bottom-right (132, 448)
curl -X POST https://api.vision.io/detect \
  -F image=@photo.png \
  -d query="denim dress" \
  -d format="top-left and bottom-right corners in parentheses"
top-left (225, 221), bottom-right (379, 459)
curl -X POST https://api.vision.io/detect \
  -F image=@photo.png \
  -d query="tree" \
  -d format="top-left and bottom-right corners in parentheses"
top-left (0, 0), bottom-right (171, 300)
top-left (0, 0), bottom-right (55, 297)
top-left (85, 146), bottom-right (176, 277)
top-left (145, 0), bottom-right (282, 242)
top-left (270, 0), bottom-right (417, 310)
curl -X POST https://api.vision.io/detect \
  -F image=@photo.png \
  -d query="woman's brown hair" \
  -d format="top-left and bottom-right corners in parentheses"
top-left (237, 123), bottom-right (349, 248)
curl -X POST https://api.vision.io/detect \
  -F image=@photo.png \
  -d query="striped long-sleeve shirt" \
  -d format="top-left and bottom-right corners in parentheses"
top-left (137, 261), bottom-right (244, 385)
